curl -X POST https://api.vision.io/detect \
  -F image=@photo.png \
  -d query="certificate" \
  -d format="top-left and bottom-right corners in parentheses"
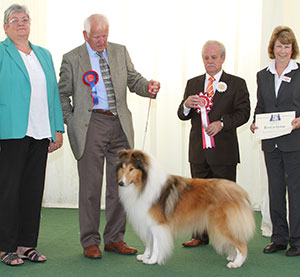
top-left (254, 111), bottom-right (295, 140)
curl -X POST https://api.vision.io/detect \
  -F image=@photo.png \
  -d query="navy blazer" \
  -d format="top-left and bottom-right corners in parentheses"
top-left (254, 65), bottom-right (300, 152)
top-left (178, 71), bottom-right (250, 165)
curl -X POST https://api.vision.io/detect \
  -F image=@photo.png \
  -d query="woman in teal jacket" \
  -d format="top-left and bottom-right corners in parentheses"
top-left (0, 4), bottom-right (64, 266)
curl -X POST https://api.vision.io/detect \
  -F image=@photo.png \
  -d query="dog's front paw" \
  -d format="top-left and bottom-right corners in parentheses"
top-left (143, 258), bottom-right (158, 265)
top-left (226, 261), bottom-right (242, 268)
top-left (137, 254), bottom-right (149, 262)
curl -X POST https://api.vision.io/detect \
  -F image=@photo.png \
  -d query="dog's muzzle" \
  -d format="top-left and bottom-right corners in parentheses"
top-left (118, 180), bottom-right (125, 187)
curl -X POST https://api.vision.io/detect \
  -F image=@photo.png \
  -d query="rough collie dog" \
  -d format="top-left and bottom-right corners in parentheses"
top-left (117, 149), bottom-right (255, 268)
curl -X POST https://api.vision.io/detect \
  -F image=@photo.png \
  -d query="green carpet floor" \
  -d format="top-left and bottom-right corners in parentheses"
top-left (1, 208), bottom-right (299, 276)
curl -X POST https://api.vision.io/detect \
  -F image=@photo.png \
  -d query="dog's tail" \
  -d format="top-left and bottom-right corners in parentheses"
top-left (227, 198), bottom-right (256, 242)
top-left (211, 180), bottom-right (256, 244)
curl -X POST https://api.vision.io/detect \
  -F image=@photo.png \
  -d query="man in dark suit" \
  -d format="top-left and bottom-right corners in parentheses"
top-left (58, 14), bottom-right (160, 259)
top-left (177, 40), bottom-right (250, 247)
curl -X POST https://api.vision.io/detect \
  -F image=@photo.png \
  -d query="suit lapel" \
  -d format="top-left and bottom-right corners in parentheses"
top-left (78, 43), bottom-right (92, 74)
top-left (277, 69), bottom-right (297, 101)
top-left (193, 74), bottom-right (205, 94)
top-left (212, 71), bottom-right (228, 103)
top-left (199, 75), bottom-right (205, 92)
top-left (106, 43), bottom-right (118, 94)
top-left (107, 43), bottom-right (122, 99)
top-left (3, 37), bottom-right (30, 82)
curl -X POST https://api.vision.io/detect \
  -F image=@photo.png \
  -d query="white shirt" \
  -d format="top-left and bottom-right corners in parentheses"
top-left (267, 59), bottom-right (298, 97)
top-left (19, 50), bottom-right (51, 140)
top-left (204, 70), bottom-right (223, 94)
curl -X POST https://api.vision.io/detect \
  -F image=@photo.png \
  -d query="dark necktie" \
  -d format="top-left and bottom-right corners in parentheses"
top-left (97, 51), bottom-right (117, 115)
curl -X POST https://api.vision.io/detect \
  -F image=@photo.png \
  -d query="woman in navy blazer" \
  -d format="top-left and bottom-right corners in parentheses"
top-left (0, 4), bottom-right (64, 266)
top-left (251, 26), bottom-right (300, 257)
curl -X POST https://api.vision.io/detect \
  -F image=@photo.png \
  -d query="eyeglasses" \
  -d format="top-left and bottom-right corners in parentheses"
top-left (8, 18), bottom-right (30, 25)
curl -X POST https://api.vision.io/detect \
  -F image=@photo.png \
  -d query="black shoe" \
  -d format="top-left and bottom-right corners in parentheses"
top-left (263, 242), bottom-right (287, 254)
top-left (286, 246), bottom-right (300, 257)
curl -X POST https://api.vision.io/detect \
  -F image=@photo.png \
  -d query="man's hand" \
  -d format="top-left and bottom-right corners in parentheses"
top-left (184, 95), bottom-right (202, 109)
top-left (147, 80), bottom-right (160, 95)
top-left (205, 121), bottom-right (223, 136)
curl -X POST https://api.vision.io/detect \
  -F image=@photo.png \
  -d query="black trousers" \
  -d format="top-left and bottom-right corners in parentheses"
top-left (0, 136), bottom-right (49, 252)
top-left (190, 161), bottom-right (236, 240)
top-left (190, 162), bottom-right (236, 182)
top-left (264, 148), bottom-right (300, 247)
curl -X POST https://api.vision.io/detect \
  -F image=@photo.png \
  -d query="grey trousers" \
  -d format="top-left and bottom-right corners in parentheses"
top-left (78, 112), bottom-right (129, 248)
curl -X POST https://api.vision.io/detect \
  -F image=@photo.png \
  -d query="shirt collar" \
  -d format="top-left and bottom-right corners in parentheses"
top-left (85, 42), bottom-right (107, 57)
top-left (205, 69), bottom-right (223, 82)
top-left (267, 59), bottom-right (298, 75)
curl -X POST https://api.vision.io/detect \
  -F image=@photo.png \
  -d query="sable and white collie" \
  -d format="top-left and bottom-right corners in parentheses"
top-left (117, 149), bottom-right (255, 268)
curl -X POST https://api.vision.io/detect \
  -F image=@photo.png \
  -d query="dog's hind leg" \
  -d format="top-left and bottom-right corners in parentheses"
top-left (226, 245), bottom-right (237, 262)
top-left (226, 243), bottom-right (247, 268)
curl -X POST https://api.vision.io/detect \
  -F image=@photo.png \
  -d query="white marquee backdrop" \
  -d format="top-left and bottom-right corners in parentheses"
top-left (44, 0), bottom-right (263, 209)
top-left (1, 0), bottom-right (300, 213)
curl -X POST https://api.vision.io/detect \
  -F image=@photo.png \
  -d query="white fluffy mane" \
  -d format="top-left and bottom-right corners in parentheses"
top-left (118, 153), bottom-right (169, 243)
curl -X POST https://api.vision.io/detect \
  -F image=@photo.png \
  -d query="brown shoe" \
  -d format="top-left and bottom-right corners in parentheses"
top-left (83, 245), bottom-right (102, 259)
top-left (104, 241), bottom-right (137, 255)
top-left (182, 238), bottom-right (209, 247)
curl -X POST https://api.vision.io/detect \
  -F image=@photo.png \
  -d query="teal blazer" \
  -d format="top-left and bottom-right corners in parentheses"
top-left (0, 37), bottom-right (64, 141)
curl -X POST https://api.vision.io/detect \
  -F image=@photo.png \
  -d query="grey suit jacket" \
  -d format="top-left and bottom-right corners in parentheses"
top-left (178, 71), bottom-right (250, 165)
top-left (58, 42), bottom-right (153, 160)
top-left (254, 65), bottom-right (300, 152)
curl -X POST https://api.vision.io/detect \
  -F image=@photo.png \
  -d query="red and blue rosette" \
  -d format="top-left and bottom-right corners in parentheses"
top-left (196, 92), bottom-right (215, 149)
top-left (83, 71), bottom-right (99, 105)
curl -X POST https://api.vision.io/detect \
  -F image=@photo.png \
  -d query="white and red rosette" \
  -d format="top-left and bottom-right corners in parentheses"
top-left (195, 92), bottom-right (215, 149)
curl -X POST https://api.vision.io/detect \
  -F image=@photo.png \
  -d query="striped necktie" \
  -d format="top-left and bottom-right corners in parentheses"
top-left (97, 51), bottom-right (117, 115)
top-left (206, 76), bottom-right (215, 98)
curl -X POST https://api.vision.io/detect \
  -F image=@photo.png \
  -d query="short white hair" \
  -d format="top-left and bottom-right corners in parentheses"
top-left (4, 4), bottom-right (30, 25)
top-left (84, 14), bottom-right (109, 34)
top-left (202, 40), bottom-right (226, 58)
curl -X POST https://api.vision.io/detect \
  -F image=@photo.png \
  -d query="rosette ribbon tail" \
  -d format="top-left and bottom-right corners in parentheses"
top-left (90, 83), bottom-right (99, 105)
top-left (199, 106), bottom-right (215, 149)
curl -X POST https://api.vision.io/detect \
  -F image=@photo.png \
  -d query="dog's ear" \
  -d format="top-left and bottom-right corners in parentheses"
top-left (118, 149), bottom-right (129, 161)
top-left (131, 151), bottom-right (148, 186)
top-left (131, 150), bottom-right (145, 163)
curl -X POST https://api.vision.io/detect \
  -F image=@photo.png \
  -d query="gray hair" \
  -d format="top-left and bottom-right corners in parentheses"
top-left (84, 14), bottom-right (109, 34)
top-left (202, 40), bottom-right (226, 58)
top-left (4, 4), bottom-right (30, 25)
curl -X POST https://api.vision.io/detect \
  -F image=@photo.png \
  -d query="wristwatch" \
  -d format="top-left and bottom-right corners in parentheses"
top-left (220, 116), bottom-right (224, 127)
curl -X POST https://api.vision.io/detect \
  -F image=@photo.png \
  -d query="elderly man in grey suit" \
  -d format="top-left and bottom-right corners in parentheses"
top-left (58, 14), bottom-right (160, 259)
